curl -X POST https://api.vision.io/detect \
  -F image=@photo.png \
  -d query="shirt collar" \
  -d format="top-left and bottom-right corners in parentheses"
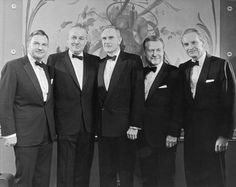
top-left (106, 48), bottom-right (120, 60)
top-left (145, 60), bottom-right (163, 69)
top-left (27, 54), bottom-right (42, 67)
top-left (192, 52), bottom-right (206, 67)
top-left (69, 50), bottom-right (84, 59)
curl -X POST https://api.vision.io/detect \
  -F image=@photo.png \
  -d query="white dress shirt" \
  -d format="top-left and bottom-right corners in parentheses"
top-left (190, 52), bottom-right (206, 98)
top-left (28, 54), bottom-right (49, 102)
top-left (104, 49), bottom-right (120, 91)
top-left (144, 61), bottom-right (163, 99)
top-left (69, 50), bottom-right (84, 90)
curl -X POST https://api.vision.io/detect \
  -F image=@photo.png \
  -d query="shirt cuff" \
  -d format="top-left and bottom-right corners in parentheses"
top-left (2, 133), bottom-right (16, 139)
top-left (129, 126), bottom-right (142, 130)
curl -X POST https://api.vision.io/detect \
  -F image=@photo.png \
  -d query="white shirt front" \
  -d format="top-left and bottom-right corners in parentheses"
top-left (104, 49), bottom-right (120, 91)
top-left (144, 62), bottom-right (163, 99)
top-left (28, 54), bottom-right (48, 102)
top-left (69, 50), bottom-right (84, 90)
top-left (190, 52), bottom-right (206, 98)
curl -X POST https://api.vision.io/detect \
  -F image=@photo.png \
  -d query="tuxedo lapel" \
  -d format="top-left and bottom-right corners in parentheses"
top-left (23, 57), bottom-right (44, 100)
top-left (44, 66), bottom-right (52, 103)
top-left (185, 60), bottom-right (194, 103)
top-left (62, 51), bottom-right (81, 90)
top-left (82, 53), bottom-right (89, 88)
top-left (105, 52), bottom-right (126, 102)
top-left (195, 54), bottom-right (211, 100)
top-left (146, 63), bottom-right (168, 101)
top-left (98, 59), bottom-right (107, 89)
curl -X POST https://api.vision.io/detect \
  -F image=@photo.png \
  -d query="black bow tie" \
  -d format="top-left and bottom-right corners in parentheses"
top-left (189, 61), bottom-right (199, 67)
top-left (105, 55), bottom-right (116, 61)
top-left (72, 54), bottom-right (83, 60)
top-left (35, 61), bottom-right (46, 69)
top-left (143, 66), bottom-right (157, 76)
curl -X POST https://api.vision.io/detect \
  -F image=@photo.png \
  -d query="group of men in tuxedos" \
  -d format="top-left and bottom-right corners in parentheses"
top-left (0, 25), bottom-right (235, 187)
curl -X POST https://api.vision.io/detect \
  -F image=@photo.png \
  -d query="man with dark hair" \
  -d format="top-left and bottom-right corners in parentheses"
top-left (0, 30), bottom-right (56, 187)
top-left (139, 35), bottom-right (181, 187)
top-left (179, 28), bottom-right (236, 187)
top-left (97, 25), bottom-right (144, 187)
top-left (47, 26), bottom-right (99, 187)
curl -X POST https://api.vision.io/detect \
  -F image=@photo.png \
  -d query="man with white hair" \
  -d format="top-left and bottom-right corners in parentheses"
top-left (97, 25), bottom-right (144, 187)
top-left (179, 28), bottom-right (236, 187)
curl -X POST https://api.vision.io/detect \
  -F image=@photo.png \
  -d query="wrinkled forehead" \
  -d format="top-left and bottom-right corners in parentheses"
top-left (68, 27), bottom-right (87, 38)
top-left (101, 28), bottom-right (119, 38)
top-left (146, 40), bottom-right (163, 49)
top-left (182, 32), bottom-right (201, 43)
top-left (29, 35), bottom-right (48, 44)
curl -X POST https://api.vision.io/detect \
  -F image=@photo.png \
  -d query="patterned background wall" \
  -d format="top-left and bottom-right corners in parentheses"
top-left (23, 0), bottom-right (220, 66)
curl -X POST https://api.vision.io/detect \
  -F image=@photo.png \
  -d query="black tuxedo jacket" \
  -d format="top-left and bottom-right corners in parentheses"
top-left (97, 51), bottom-right (144, 137)
top-left (47, 50), bottom-right (99, 135)
top-left (179, 54), bottom-right (236, 152)
top-left (143, 63), bottom-right (181, 147)
top-left (0, 56), bottom-right (56, 146)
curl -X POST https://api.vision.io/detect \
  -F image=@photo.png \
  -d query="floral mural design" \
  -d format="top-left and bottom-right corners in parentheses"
top-left (24, 0), bottom-right (219, 65)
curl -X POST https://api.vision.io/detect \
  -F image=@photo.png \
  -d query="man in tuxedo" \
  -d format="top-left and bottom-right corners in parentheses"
top-left (0, 30), bottom-right (56, 187)
top-left (97, 25), bottom-right (144, 187)
top-left (179, 28), bottom-right (236, 187)
top-left (139, 35), bottom-right (181, 187)
top-left (47, 26), bottom-right (99, 187)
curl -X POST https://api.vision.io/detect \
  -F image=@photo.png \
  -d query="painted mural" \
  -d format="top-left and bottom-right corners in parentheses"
top-left (23, 0), bottom-right (220, 66)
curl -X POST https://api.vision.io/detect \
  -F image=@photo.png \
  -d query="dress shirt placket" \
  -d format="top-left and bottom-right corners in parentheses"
top-left (36, 66), bottom-right (48, 102)
top-left (104, 60), bottom-right (116, 90)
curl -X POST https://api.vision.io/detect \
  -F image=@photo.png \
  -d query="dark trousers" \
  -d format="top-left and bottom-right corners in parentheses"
top-left (98, 136), bottom-right (136, 187)
top-left (184, 146), bottom-right (226, 187)
top-left (139, 145), bottom-right (177, 187)
top-left (57, 132), bottom-right (94, 187)
top-left (14, 143), bottom-right (53, 187)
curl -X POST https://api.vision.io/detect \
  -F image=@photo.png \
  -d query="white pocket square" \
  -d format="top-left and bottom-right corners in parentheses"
top-left (159, 85), bottom-right (167, 88)
top-left (206, 79), bottom-right (214, 83)
top-left (51, 79), bottom-right (54, 84)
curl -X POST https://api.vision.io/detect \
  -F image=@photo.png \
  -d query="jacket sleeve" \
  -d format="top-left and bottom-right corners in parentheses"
top-left (130, 56), bottom-right (145, 128)
top-left (168, 67), bottom-right (183, 137)
top-left (0, 62), bottom-right (17, 136)
top-left (219, 60), bottom-right (236, 139)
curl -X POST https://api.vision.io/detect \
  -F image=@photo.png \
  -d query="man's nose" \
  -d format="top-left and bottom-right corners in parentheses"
top-left (74, 38), bottom-right (80, 43)
top-left (152, 50), bottom-right (158, 56)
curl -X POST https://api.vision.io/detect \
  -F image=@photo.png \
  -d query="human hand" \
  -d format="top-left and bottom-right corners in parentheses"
top-left (4, 135), bottom-right (17, 147)
top-left (215, 136), bottom-right (228, 152)
top-left (166, 135), bottom-right (177, 148)
top-left (127, 127), bottom-right (138, 140)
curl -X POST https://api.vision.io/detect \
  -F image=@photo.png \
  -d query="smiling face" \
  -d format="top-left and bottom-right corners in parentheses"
top-left (101, 27), bottom-right (122, 56)
top-left (67, 27), bottom-right (88, 55)
top-left (144, 40), bottom-right (164, 66)
top-left (28, 35), bottom-right (49, 61)
top-left (182, 32), bottom-right (205, 61)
